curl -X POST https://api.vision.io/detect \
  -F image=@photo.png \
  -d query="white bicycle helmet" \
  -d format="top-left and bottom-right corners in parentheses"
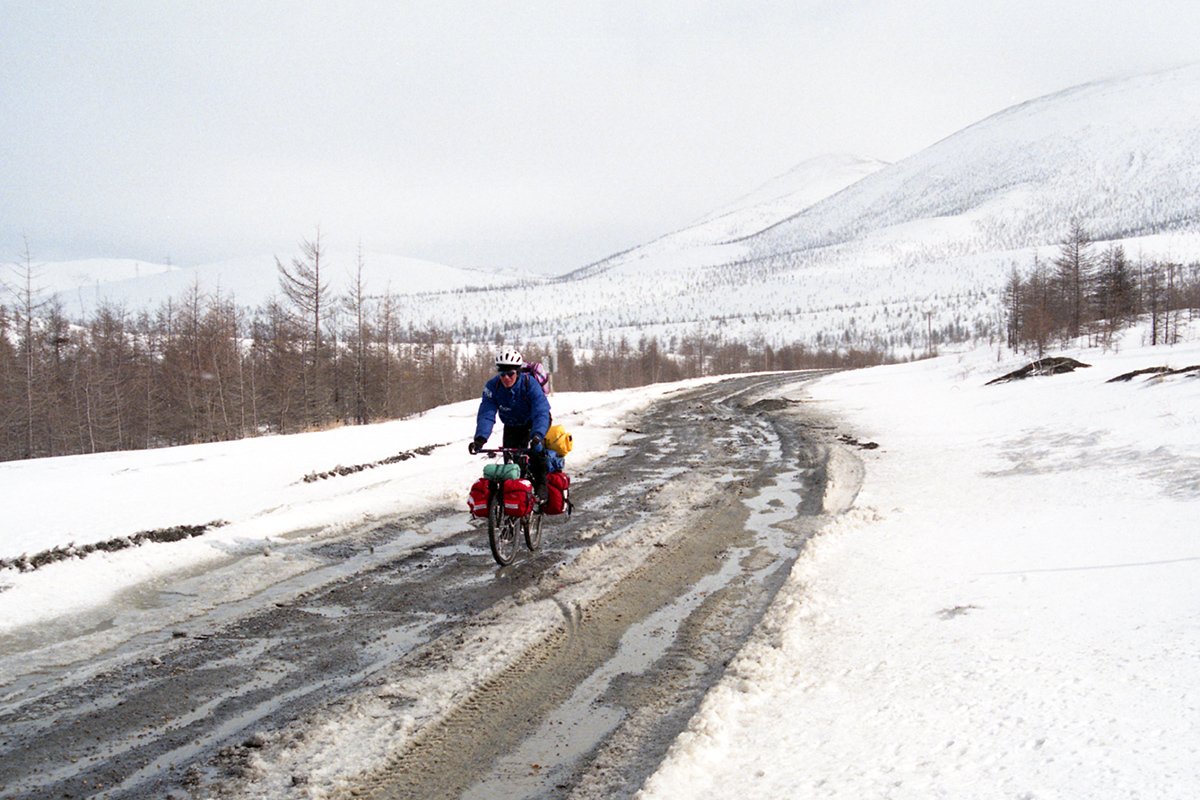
top-left (495, 348), bottom-right (524, 370)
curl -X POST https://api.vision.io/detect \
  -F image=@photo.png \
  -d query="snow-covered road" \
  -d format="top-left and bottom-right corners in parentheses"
top-left (0, 372), bottom-right (844, 800)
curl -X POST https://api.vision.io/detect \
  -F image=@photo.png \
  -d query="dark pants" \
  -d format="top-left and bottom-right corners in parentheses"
top-left (503, 424), bottom-right (547, 496)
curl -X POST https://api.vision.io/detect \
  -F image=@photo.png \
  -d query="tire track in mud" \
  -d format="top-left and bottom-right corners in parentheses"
top-left (341, 487), bottom-right (753, 799)
top-left (330, 372), bottom-right (850, 800)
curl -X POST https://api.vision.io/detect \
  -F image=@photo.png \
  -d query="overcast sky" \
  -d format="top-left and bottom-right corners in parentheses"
top-left (3, 1), bottom-right (1198, 275)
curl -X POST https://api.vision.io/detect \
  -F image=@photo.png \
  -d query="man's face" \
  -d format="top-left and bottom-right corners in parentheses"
top-left (498, 369), bottom-right (518, 388)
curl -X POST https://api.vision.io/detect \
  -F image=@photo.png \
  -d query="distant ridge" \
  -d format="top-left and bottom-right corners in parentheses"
top-left (15, 258), bottom-right (179, 297)
top-left (47, 251), bottom-right (536, 316)
top-left (689, 153), bottom-right (889, 230)
top-left (565, 152), bottom-right (886, 279)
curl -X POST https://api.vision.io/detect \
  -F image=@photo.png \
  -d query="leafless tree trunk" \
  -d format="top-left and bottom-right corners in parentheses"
top-left (379, 289), bottom-right (398, 418)
top-left (3, 239), bottom-right (51, 458)
top-left (344, 244), bottom-right (371, 425)
top-left (1003, 266), bottom-right (1022, 351)
top-left (277, 229), bottom-right (331, 427)
top-left (1053, 220), bottom-right (1094, 341)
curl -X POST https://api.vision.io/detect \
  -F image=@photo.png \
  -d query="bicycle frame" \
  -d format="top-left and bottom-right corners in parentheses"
top-left (476, 447), bottom-right (542, 565)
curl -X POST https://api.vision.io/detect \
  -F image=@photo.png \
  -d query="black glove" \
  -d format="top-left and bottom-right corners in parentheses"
top-left (468, 437), bottom-right (486, 454)
top-left (529, 433), bottom-right (544, 451)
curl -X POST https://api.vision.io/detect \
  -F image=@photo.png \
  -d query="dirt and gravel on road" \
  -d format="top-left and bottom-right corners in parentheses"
top-left (0, 372), bottom-right (862, 800)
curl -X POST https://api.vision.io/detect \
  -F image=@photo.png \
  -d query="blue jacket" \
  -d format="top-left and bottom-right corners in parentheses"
top-left (474, 372), bottom-right (551, 442)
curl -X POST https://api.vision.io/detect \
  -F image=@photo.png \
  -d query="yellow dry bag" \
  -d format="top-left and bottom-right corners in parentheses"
top-left (544, 424), bottom-right (573, 456)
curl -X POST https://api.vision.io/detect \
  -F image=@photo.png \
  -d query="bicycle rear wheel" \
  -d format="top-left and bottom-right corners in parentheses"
top-left (523, 512), bottom-right (542, 551)
top-left (488, 492), bottom-right (518, 566)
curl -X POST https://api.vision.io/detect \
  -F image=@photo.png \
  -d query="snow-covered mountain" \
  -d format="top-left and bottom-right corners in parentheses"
top-left (417, 63), bottom-right (1200, 356)
top-left (43, 251), bottom-right (534, 316)
top-left (748, 65), bottom-right (1200, 257)
top-left (29, 64), bottom-right (1200, 357)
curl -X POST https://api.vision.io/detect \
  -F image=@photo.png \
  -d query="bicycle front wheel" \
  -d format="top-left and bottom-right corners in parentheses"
top-left (488, 494), bottom-right (518, 566)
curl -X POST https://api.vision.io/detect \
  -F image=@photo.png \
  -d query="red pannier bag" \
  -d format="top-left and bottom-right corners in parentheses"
top-left (467, 478), bottom-right (490, 518)
top-left (542, 472), bottom-right (572, 516)
top-left (503, 478), bottom-right (534, 517)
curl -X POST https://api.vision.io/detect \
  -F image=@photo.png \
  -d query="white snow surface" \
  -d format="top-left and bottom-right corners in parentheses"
top-left (2, 333), bottom-right (1199, 798)
top-left (640, 332), bottom-right (1200, 799)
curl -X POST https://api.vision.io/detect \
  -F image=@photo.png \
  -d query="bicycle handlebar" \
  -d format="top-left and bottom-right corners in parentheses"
top-left (476, 447), bottom-right (534, 456)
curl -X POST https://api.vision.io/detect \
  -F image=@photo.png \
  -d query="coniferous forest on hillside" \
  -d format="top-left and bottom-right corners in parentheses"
top-left (1003, 222), bottom-right (1200, 355)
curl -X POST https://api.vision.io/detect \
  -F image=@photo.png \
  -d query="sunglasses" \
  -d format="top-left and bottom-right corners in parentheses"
top-left (498, 370), bottom-right (518, 377)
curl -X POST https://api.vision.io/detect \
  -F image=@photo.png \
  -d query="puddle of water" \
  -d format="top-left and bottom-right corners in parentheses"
top-left (426, 514), bottom-right (473, 537)
top-left (474, 466), bottom-right (805, 797)
top-left (276, 526), bottom-right (329, 542)
top-left (741, 468), bottom-right (805, 568)
top-left (360, 618), bottom-right (439, 665)
top-left (294, 604), bottom-right (357, 620)
top-left (428, 541), bottom-right (487, 559)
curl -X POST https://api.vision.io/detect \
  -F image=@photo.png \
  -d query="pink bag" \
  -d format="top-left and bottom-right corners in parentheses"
top-left (523, 361), bottom-right (550, 394)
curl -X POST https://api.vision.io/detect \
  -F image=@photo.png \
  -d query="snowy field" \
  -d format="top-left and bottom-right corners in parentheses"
top-left (641, 330), bottom-right (1200, 799)
top-left (2, 331), bottom-right (1198, 798)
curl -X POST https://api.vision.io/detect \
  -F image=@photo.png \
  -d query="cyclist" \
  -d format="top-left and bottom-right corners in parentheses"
top-left (469, 349), bottom-right (551, 500)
